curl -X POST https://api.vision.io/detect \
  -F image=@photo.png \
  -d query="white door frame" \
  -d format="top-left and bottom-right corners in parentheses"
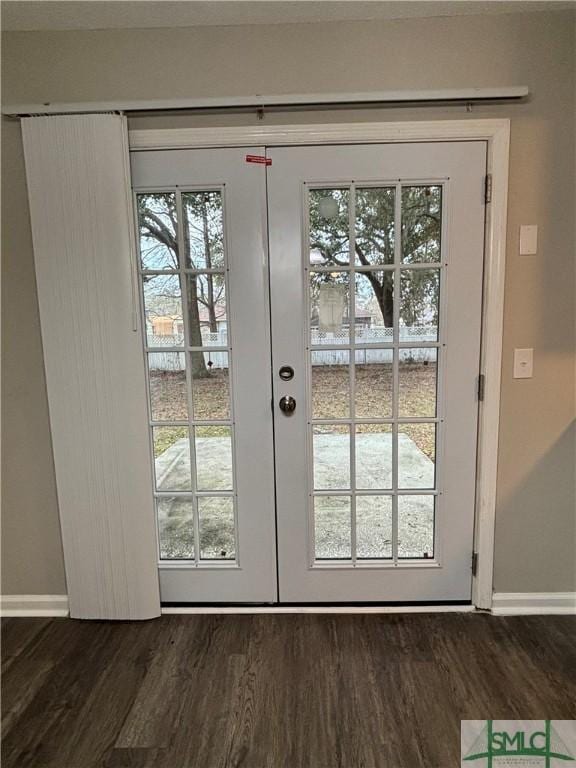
top-left (129, 119), bottom-right (510, 611)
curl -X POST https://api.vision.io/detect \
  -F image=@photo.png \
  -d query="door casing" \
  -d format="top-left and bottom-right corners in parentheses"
top-left (129, 119), bottom-right (511, 611)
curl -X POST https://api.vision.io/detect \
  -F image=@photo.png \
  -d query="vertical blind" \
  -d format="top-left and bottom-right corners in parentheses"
top-left (22, 114), bottom-right (160, 619)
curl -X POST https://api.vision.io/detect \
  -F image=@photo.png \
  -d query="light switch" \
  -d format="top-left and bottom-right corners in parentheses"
top-left (519, 225), bottom-right (538, 255)
top-left (514, 348), bottom-right (533, 379)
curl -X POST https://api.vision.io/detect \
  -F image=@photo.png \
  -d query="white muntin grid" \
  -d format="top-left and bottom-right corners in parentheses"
top-left (134, 185), bottom-right (240, 568)
top-left (303, 179), bottom-right (449, 569)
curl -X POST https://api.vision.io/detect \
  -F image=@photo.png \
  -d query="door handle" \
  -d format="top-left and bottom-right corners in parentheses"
top-left (279, 395), bottom-right (296, 414)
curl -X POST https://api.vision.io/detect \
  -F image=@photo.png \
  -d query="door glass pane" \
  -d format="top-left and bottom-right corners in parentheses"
top-left (399, 269), bottom-right (439, 342)
top-left (198, 497), bottom-right (235, 560)
top-left (355, 424), bottom-right (392, 490)
top-left (195, 426), bottom-right (233, 491)
top-left (304, 180), bottom-right (446, 569)
top-left (310, 272), bottom-right (350, 345)
top-left (186, 274), bottom-right (227, 348)
top-left (313, 425), bottom-right (350, 490)
top-left (354, 271), bottom-right (394, 344)
top-left (314, 495), bottom-right (351, 560)
top-left (401, 186), bottom-right (442, 264)
top-left (398, 495), bottom-right (435, 558)
top-left (355, 187), bottom-right (395, 266)
top-left (398, 349), bottom-right (437, 418)
top-left (143, 274), bottom-right (183, 347)
top-left (137, 192), bottom-right (179, 270)
top-left (309, 188), bottom-right (350, 266)
top-left (157, 497), bottom-right (194, 560)
top-left (355, 350), bottom-right (393, 418)
top-left (311, 351), bottom-right (350, 419)
top-left (191, 352), bottom-right (230, 420)
top-left (148, 353), bottom-right (187, 421)
top-left (398, 424), bottom-right (436, 489)
top-left (182, 191), bottom-right (225, 269)
top-left (356, 495), bottom-right (392, 559)
top-left (139, 185), bottom-right (237, 571)
top-left (153, 426), bottom-right (191, 491)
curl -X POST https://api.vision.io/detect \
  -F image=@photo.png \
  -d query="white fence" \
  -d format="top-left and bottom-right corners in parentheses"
top-left (313, 327), bottom-right (437, 364)
top-left (148, 327), bottom-right (437, 370)
top-left (147, 331), bottom-right (228, 370)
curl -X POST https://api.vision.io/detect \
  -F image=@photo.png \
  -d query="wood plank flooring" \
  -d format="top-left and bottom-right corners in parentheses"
top-left (2, 613), bottom-right (575, 768)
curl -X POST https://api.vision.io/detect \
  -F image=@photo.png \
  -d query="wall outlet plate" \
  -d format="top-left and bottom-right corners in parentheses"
top-left (519, 225), bottom-right (538, 255)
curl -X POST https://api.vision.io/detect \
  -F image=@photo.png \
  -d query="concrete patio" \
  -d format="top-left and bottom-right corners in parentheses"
top-left (156, 433), bottom-right (435, 560)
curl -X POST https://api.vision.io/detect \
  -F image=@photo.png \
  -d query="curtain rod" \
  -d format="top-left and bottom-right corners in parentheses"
top-left (3, 87), bottom-right (528, 118)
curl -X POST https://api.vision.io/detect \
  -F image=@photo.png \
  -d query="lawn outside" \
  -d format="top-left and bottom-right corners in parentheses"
top-left (150, 361), bottom-right (437, 457)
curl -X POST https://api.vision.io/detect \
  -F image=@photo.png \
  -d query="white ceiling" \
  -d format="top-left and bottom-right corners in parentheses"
top-left (2, 0), bottom-right (574, 32)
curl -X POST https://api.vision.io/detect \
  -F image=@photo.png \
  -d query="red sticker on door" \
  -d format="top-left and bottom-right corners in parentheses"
top-left (246, 154), bottom-right (272, 166)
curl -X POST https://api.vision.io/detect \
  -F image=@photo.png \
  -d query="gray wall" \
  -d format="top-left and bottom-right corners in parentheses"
top-left (2, 10), bottom-right (575, 595)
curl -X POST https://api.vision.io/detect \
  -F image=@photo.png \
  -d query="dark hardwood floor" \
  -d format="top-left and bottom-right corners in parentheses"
top-left (2, 612), bottom-right (575, 768)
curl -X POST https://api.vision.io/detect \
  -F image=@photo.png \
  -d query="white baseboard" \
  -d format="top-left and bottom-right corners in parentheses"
top-left (1, 595), bottom-right (70, 617)
top-left (491, 592), bottom-right (576, 615)
top-left (3, 593), bottom-right (574, 618)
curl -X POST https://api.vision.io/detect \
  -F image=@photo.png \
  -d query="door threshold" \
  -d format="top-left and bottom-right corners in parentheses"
top-left (161, 601), bottom-right (475, 615)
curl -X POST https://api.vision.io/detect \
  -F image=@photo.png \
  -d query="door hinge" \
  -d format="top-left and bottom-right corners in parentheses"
top-left (477, 373), bottom-right (485, 402)
top-left (471, 551), bottom-right (479, 576)
top-left (484, 174), bottom-right (493, 204)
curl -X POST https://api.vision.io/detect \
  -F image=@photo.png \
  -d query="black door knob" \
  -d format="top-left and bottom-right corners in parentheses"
top-left (279, 395), bottom-right (296, 414)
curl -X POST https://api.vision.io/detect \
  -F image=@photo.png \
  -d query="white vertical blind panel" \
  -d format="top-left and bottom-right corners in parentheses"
top-left (21, 114), bottom-right (160, 619)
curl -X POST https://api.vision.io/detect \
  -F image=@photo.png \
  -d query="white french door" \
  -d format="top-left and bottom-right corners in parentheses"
top-left (131, 148), bottom-right (277, 602)
top-left (131, 140), bottom-right (486, 604)
top-left (268, 142), bottom-right (486, 602)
